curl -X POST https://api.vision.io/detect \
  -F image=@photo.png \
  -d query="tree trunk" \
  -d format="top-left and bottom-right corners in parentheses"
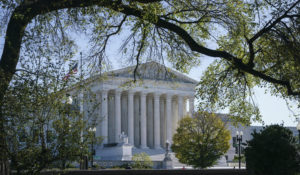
top-left (0, 3), bottom-right (111, 174)
top-left (0, 109), bottom-right (9, 175)
top-left (0, 160), bottom-right (10, 175)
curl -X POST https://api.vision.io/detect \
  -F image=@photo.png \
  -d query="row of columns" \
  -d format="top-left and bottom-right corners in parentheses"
top-left (99, 89), bottom-right (194, 148)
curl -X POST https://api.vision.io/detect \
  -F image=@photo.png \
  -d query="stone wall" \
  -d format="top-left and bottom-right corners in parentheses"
top-left (95, 160), bottom-right (163, 169)
top-left (39, 169), bottom-right (247, 175)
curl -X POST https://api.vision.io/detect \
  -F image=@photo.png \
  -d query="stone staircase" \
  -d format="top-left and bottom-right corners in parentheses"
top-left (95, 146), bottom-right (228, 169)
top-left (132, 148), bottom-right (187, 168)
top-left (132, 147), bottom-right (227, 168)
top-left (132, 147), bottom-right (165, 160)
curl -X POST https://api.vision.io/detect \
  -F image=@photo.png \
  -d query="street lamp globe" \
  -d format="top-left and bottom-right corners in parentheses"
top-left (66, 95), bottom-right (73, 105)
top-left (89, 127), bottom-right (96, 132)
top-left (236, 131), bottom-right (243, 136)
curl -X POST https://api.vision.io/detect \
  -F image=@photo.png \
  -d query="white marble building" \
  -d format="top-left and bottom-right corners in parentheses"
top-left (70, 61), bottom-right (298, 167)
top-left (73, 61), bottom-right (197, 162)
top-left (96, 62), bottom-right (197, 148)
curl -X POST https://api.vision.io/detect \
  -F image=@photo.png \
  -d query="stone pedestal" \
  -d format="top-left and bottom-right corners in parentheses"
top-left (162, 141), bottom-right (173, 169)
top-left (163, 155), bottom-right (173, 169)
top-left (96, 143), bottom-right (133, 161)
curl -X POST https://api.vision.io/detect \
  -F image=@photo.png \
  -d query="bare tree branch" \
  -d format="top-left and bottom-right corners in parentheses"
top-left (133, 25), bottom-right (147, 81)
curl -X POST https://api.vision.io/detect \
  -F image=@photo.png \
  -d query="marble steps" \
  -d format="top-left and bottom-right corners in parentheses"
top-left (132, 147), bottom-right (165, 161)
top-left (132, 148), bottom-right (187, 168)
top-left (98, 147), bottom-right (226, 168)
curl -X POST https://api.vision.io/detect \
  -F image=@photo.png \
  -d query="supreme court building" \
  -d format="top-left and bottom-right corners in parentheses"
top-left (93, 62), bottom-right (196, 146)
top-left (73, 61), bottom-right (198, 163)
top-left (70, 61), bottom-right (298, 168)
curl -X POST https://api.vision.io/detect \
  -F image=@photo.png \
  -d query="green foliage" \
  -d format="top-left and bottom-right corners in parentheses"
top-left (0, 0), bottom-right (299, 173)
top-left (232, 155), bottom-right (245, 163)
top-left (0, 0), bottom-right (299, 139)
top-left (171, 112), bottom-right (231, 169)
top-left (111, 163), bottom-right (132, 169)
top-left (245, 125), bottom-right (300, 175)
top-left (131, 152), bottom-right (153, 169)
top-left (2, 52), bottom-right (101, 174)
top-left (196, 60), bottom-right (262, 126)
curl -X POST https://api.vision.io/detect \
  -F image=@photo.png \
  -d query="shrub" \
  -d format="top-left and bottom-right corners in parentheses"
top-left (131, 153), bottom-right (153, 169)
top-left (245, 124), bottom-right (300, 175)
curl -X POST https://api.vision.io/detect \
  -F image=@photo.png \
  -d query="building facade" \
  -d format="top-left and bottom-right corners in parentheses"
top-left (71, 61), bottom-right (298, 167)
top-left (71, 62), bottom-right (197, 162)
top-left (95, 62), bottom-right (197, 148)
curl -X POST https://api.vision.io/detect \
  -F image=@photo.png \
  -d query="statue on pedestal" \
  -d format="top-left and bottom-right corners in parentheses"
top-left (163, 140), bottom-right (173, 169)
top-left (119, 131), bottom-right (129, 145)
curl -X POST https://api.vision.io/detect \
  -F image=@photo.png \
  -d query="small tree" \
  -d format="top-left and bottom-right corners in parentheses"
top-left (131, 153), bottom-right (153, 169)
top-left (171, 112), bottom-right (231, 169)
top-left (245, 125), bottom-right (300, 175)
top-left (2, 52), bottom-right (101, 173)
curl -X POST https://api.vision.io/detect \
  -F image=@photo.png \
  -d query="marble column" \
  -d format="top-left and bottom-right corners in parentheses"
top-left (95, 93), bottom-right (101, 139)
top-left (115, 90), bottom-right (121, 143)
top-left (108, 94), bottom-right (115, 143)
top-left (147, 95), bottom-right (154, 148)
top-left (172, 98), bottom-right (178, 135)
top-left (134, 95), bottom-right (140, 147)
top-left (178, 95), bottom-right (184, 120)
top-left (160, 97), bottom-right (166, 148)
top-left (189, 96), bottom-right (194, 117)
top-left (121, 94), bottom-right (128, 135)
top-left (166, 94), bottom-right (172, 144)
top-left (154, 93), bottom-right (161, 149)
top-left (101, 90), bottom-right (108, 144)
top-left (128, 90), bottom-right (134, 145)
top-left (140, 92), bottom-right (148, 148)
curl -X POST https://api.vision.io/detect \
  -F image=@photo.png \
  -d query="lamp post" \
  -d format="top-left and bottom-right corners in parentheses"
top-left (165, 140), bottom-right (171, 158)
top-left (236, 131), bottom-right (243, 169)
top-left (296, 120), bottom-right (300, 144)
top-left (89, 127), bottom-right (96, 168)
top-left (163, 140), bottom-right (172, 169)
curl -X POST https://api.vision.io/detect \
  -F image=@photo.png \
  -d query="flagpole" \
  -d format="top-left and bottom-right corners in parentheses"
top-left (79, 52), bottom-right (84, 142)
top-left (79, 51), bottom-right (83, 121)
top-left (80, 52), bottom-right (83, 82)
top-left (79, 52), bottom-right (85, 169)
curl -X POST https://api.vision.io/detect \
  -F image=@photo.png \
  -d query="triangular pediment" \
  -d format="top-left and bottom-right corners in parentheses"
top-left (106, 61), bottom-right (198, 84)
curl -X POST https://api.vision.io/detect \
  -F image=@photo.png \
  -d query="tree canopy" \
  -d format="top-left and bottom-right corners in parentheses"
top-left (245, 125), bottom-right (300, 175)
top-left (2, 48), bottom-right (101, 174)
top-left (0, 0), bottom-right (299, 122)
top-left (171, 113), bottom-right (231, 168)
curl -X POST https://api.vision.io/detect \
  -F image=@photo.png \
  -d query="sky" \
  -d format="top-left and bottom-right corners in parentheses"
top-left (0, 26), bottom-right (299, 128)
top-left (189, 60), bottom-right (299, 127)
